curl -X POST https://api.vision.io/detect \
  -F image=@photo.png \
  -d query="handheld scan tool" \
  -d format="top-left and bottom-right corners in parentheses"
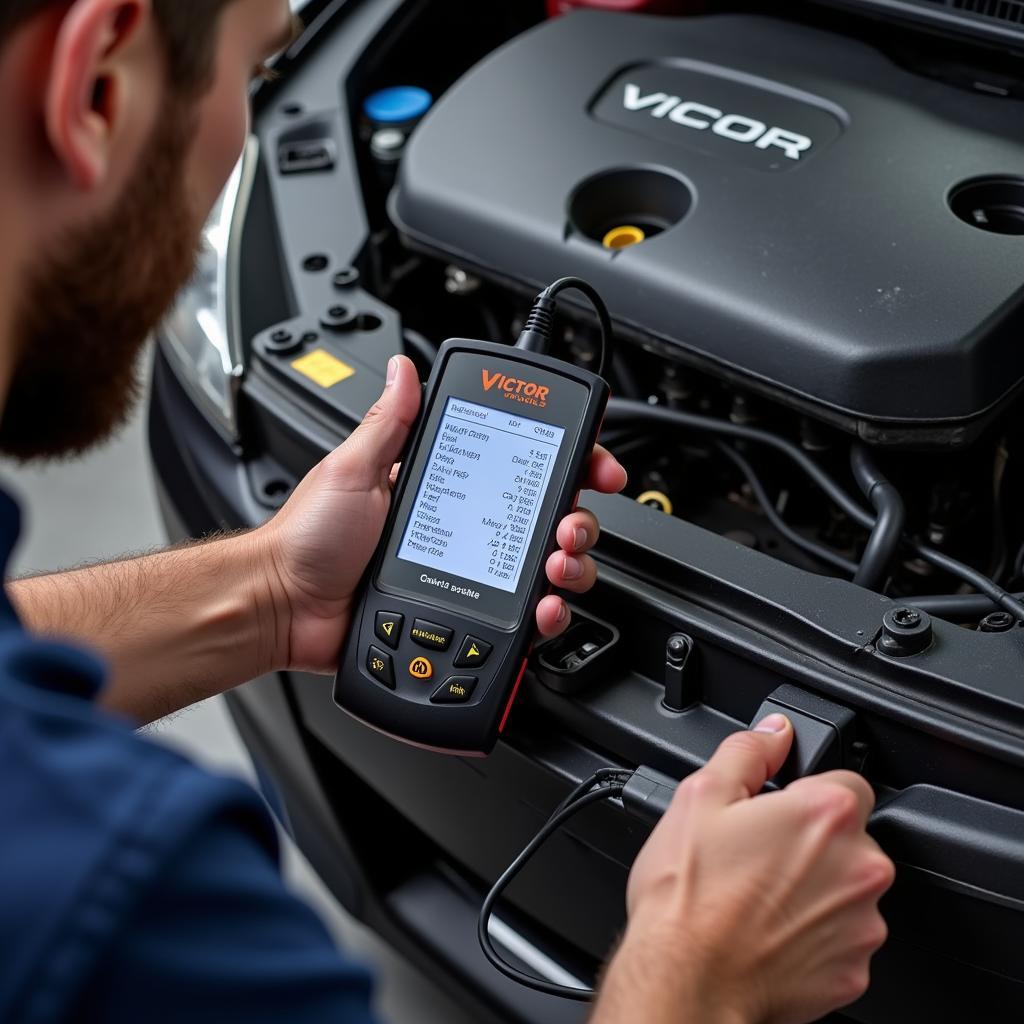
top-left (334, 279), bottom-right (611, 754)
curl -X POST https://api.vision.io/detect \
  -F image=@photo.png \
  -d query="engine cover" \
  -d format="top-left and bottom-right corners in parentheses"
top-left (391, 12), bottom-right (1024, 441)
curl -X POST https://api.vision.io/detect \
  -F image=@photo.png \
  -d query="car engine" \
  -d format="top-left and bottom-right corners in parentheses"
top-left (343, 7), bottom-right (1024, 628)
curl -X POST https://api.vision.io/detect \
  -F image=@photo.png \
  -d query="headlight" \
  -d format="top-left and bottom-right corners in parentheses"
top-left (159, 135), bottom-right (258, 443)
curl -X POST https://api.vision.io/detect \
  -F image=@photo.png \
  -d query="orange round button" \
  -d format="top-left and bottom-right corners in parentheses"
top-left (408, 656), bottom-right (433, 681)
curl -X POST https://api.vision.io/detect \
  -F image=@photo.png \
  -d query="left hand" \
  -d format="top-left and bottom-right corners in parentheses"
top-left (259, 355), bottom-right (628, 674)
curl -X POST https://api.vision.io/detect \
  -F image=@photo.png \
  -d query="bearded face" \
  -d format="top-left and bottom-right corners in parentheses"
top-left (0, 101), bottom-right (201, 460)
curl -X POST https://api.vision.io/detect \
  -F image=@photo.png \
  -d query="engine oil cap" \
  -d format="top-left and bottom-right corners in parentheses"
top-left (363, 86), bottom-right (432, 125)
top-left (602, 224), bottom-right (646, 250)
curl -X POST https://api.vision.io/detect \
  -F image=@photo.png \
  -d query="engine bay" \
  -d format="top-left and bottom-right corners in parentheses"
top-left (157, 4), bottom-right (1024, 1016)
top-left (250, 0), bottom-right (1024, 635)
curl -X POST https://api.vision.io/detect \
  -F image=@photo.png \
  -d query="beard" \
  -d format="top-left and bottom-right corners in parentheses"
top-left (0, 101), bottom-right (201, 460)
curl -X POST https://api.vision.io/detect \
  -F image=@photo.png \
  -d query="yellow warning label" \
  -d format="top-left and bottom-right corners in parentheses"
top-left (381, 621), bottom-right (395, 638)
top-left (291, 349), bottom-right (356, 388)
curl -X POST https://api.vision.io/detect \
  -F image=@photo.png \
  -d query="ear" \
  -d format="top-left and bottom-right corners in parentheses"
top-left (44, 0), bottom-right (150, 190)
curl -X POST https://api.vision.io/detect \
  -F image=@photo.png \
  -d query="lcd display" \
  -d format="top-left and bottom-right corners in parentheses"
top-left (396, 397), bottom-right (566, 593)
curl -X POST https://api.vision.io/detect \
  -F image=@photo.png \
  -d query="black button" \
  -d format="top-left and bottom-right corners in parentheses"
top-left (430, 676), bottom-right (478, 704)
top-left (366, 646), bottom-right (395, 689)
top-left (454, 635), bottom-right (493, 668)
top-left (410, 618), bottom-right (454, 651)
top-left (374, 611), bottom-right (404, 650)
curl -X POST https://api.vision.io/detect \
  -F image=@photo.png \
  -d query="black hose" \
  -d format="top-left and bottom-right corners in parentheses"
top-left (911, 591), bottom-right (1024, 619)
top-left (605, 399), bottom-right (874, 526)
top-left (479, 303), bottom-right (505, 345)
top-left (910, 541), bottom-right (1024, 620)
top-left (401, 328), bottom-right (438, 369)
top-left (849, 445), bottom-right (906, 591)
top-left (611, 351), bottom-right (643, 400)
top-left (605, 398), bottom-right (1024, 622)
top-left (717, 443), bottom-right (857, 575)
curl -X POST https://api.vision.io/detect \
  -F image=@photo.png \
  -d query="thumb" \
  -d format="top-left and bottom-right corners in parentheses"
top-left (691, 714), bottom-right (794, 808)
top-left (336, 355), bottom-right (421, 488)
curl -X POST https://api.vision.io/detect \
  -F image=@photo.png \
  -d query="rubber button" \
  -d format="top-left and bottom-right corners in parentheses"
top-left (430, 676), bottom-right (478, 704)
top-left (454, 636), bottom-right (493, 668)
top-left (408, 655), bottom-right (434, 681)
top-left (366, 646), bottom-right (395, 689)
top-left (410, 619), bottom-right (453, 651)
top-left (374, 611), bottom-right (404, 650)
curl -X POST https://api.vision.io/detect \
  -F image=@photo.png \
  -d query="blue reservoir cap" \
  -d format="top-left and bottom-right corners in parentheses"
top-left (363, 86), bottom-right (433, 125)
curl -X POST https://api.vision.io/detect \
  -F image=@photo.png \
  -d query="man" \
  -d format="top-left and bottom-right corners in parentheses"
top-left (0, 1), bottom-right (894, 1021)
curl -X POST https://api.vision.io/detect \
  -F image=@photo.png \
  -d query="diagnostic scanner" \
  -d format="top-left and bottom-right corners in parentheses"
top-left (334, 322), bottom-right (609, 755)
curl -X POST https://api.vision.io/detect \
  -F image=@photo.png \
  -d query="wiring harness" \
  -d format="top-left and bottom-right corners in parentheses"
top-left (604, 399), bottom-right (1024, 624)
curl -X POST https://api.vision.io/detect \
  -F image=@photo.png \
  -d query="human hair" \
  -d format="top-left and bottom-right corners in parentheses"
top-left (0, 1), bottom-right (237, 96)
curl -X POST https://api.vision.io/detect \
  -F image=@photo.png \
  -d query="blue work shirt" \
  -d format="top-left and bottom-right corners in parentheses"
top-left (0, 491), bottom-right (377, 1023)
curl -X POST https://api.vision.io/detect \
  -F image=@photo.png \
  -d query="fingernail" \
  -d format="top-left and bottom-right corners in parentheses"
top-left (562, 554), bottom-right (584, 581)
top-left (572, 527), bottom-right (588, 551)
top-left (386, 357), bottom-right (398, 387)
top-left (556, 602), bottom-right (568, 623)
top-left (753, 713), bottom-right (788, 734)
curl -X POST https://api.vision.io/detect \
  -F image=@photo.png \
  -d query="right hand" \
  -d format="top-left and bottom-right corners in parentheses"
top-left (592, 715), bottom-right (895, 1024)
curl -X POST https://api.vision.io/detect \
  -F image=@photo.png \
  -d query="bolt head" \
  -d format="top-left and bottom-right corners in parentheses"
top-left (666, 634), bottom-right (691, 661)
top-left (979, 611), bottom-right (1015, 633)
top-left (332, 267), bottom-right (359, 289)
top-left (879, 606), bottom-right (932, 657)
top-left (891, 607), bottom-right (921, 630)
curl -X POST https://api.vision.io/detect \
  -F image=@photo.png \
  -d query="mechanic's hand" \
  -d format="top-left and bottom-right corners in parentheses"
top-left (591, 717), bottom-right (894, 1024)
top-left (260, 355), bottom-right (627, 673)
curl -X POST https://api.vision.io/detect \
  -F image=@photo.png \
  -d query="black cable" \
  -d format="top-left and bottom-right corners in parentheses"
top-left (550, 767), bottom-right (631, 819)
top-left (716, 443), bottom-right (858, 575)
top-left (605, 398), bottom-right (1024, 622)
top-left (516, 276), bottom-right (612, 378)
top-left (478, 775), bottom-right (628, 1000)
top-left (544, 277), bottom-right (611, 379)
top-left (850, 445), bottom-right (906, 591)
